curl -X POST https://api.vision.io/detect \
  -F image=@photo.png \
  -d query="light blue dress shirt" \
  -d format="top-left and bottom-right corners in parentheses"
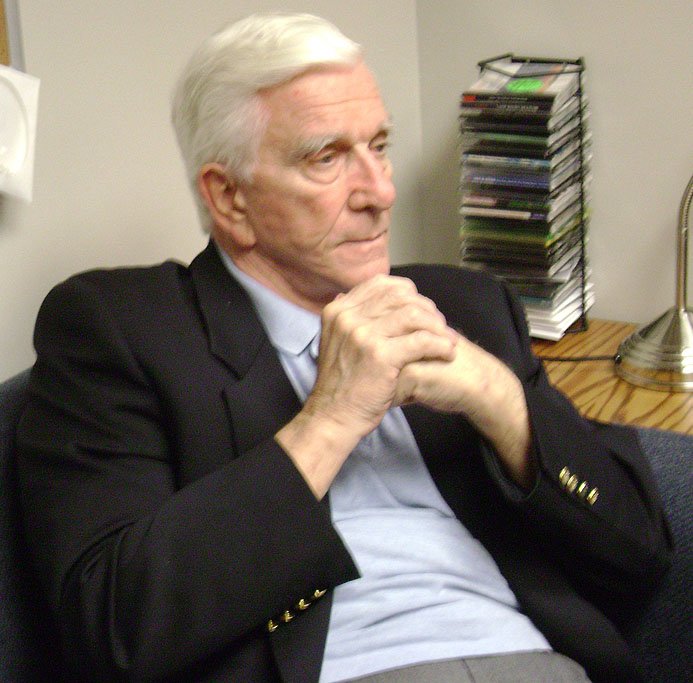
top-left (217, 248), bottom-right (550, 682)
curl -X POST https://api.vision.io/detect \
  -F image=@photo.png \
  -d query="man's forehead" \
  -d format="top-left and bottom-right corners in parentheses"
top-left (262, 62), bottom-right (385, 116)
top-left (260, 63), bottom-right (391, 146)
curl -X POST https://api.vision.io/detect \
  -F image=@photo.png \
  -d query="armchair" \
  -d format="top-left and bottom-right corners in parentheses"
top-left (1, 370), bottom-right (690, 681)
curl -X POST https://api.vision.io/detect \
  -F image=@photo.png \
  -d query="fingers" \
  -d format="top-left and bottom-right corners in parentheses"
top-left (323, 275), bottom-right (430, 324)
top-left (327, 273), bottom-right (417, 310)
top-left (321, 274), bottom-right (455, 359)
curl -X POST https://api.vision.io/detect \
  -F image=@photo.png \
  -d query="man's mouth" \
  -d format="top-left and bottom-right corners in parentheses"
top-left (342, 229), bottom-right (388, 245)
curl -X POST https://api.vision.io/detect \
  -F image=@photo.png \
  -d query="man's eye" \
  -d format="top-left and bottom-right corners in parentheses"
top-left (305, 147), bottom-right (340, 167)
top-left (371, 141), bottom-right (390, 157)
top-left (301, 148), bottom-right (344, 184)
top-left (314, 151), bottom-right (337, 165)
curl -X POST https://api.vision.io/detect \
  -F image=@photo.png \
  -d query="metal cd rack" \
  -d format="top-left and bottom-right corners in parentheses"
top-left (460, 54), bottom-right (591, 339)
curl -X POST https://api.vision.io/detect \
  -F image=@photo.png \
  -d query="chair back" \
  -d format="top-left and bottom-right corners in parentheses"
top-left (627, 427), bottom-right (693, 683)
top-left (0, 370), bottom-right (63, 681)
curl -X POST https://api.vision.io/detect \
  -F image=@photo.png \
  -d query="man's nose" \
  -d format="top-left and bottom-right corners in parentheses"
top-left (347, 147), bottom-right (396, 211)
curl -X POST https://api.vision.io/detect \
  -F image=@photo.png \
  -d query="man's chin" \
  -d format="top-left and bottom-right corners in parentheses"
top-left (339, 255), bottom-right (391, 291)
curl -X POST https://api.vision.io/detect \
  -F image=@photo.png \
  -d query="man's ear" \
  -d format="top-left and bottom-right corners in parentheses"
top-left (197, 163), bottom-right (255, 248)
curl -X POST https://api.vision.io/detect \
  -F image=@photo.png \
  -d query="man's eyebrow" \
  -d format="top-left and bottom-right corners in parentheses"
top-left (289, 120), bottom-right (394, 161)
top-left (290, 135), bottom-right (343, 161)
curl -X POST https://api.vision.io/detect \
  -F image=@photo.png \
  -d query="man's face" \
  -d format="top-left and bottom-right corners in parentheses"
top-left (229, 60), bottom-right (396, 311)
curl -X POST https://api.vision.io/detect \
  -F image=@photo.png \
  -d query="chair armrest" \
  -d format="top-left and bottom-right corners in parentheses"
top-left (624, 427), bottom-right (692, 683)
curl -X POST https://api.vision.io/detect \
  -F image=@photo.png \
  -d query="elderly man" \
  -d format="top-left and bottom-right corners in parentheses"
top-left (17, 13), bottom-right (669, 683)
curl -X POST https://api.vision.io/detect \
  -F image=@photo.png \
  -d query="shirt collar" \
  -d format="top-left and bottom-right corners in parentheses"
top-left (216, 243), bottom-right (320, 357)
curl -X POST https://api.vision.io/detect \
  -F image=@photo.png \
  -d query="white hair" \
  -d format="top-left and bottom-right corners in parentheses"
top-left (171, 13), bottom-right (363, 231)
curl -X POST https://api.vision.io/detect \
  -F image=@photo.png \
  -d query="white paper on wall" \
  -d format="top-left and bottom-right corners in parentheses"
top-left (0, 64), bottom-right (40, 202)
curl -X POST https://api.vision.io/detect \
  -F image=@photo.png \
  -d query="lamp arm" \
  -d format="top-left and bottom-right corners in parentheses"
top-left (676, 173), bottom-right (693, 310)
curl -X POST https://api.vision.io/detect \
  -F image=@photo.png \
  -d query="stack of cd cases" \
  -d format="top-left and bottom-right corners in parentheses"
top-left (459, 55), bottom-right (593, 340)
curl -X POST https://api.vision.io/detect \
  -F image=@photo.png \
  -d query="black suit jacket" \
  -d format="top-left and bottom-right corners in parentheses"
top-left (17, 241), bottom-right (671, 682)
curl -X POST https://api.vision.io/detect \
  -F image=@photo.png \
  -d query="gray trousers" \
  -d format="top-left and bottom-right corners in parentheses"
top-left (346, 651), bottom-right (592, 683)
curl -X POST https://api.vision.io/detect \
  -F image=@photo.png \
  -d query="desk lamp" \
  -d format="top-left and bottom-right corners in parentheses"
top-left (616, 173), bottom-right (693, 391)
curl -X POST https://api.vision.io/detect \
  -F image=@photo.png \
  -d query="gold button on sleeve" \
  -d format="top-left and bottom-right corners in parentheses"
top-left (267, 619), bottom-right (278, 633)
top-left (297, 598), bottom-right (311, 611)
top-left (576, 481), bottom-right (589, 499)
top-left (312, 588), bottom-right (327, 600)
top-left (586, 488), bottom-right (600, 505)
top-left (566, 474), bottom-right (579, 494)
top-left (281, 610), bottom-right (294, 623)
top-left (559, 467), bottom-right (571, 487)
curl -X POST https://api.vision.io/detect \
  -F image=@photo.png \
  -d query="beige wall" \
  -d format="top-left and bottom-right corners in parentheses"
top-left (1, 0), bottom-right (691, 379)
top-left (417, 0), bottom-right (693, 322)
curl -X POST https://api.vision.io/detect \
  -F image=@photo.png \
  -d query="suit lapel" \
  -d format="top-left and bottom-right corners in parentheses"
top-left (189, 242), bottom-right (303, 456)
top-left (222, 347), bottom-right (303, 456)
top-left (189, 241), bottom-right (267, 378)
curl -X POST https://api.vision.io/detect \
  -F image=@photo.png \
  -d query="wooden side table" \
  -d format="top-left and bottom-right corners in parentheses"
top-left (531, 319), bottom-right (693, 435)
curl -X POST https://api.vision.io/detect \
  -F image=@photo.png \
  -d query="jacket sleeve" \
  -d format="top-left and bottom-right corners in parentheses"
top-left (16, 274), bottom-right (358, 681)
top-left (480, 277), bottom-right (672, 599)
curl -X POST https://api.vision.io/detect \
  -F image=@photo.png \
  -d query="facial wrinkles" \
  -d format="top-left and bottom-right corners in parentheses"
top-left (292, 96), bottom-right (388, 159)
top-left (267, 64), bottom-right (388, 159)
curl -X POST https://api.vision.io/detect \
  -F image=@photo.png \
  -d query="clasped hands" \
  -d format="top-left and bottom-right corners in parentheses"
top-left (276, 275), bottom-right (534, 498)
